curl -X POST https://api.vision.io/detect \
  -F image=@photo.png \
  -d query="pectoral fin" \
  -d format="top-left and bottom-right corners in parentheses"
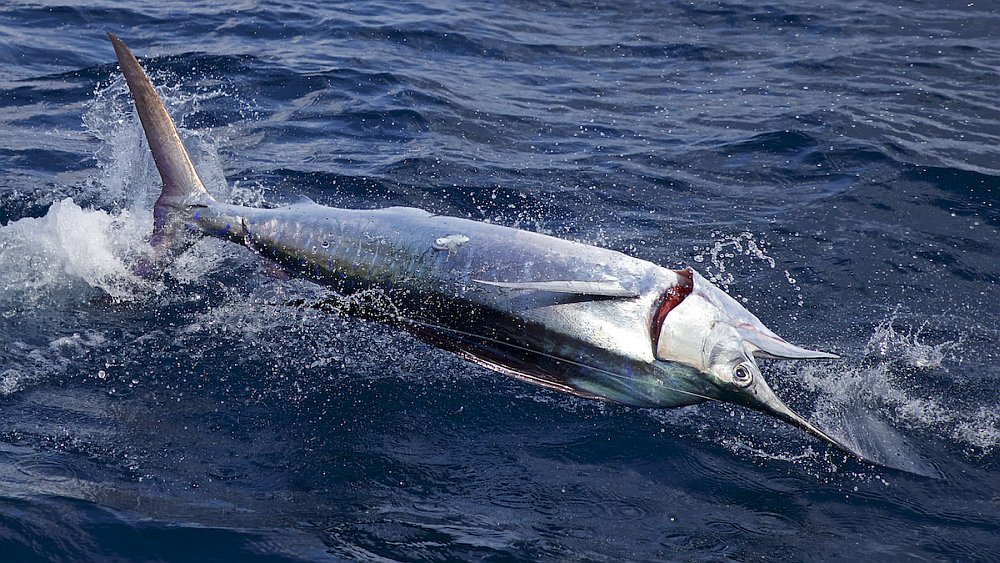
top-left (471, 279), bottom-right (639, 298)
top-left (401, 320), bottom-right (605, 401)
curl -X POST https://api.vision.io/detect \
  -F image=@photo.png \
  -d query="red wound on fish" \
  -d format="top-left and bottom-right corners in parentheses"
top-left (650, 271), bottom-right (693, 352)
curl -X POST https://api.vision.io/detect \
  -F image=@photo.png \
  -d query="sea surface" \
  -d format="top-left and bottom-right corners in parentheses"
top-left (1, 1), bottom-right (999, 561)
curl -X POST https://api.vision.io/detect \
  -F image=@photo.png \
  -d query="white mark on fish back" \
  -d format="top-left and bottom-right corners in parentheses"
top-left (433, 234), bottom-right (470, 252)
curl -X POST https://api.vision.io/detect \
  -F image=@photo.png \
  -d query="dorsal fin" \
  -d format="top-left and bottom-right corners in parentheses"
top-left (109, 34), bottom-right (217, 262)
top-left (109, 33), bottom-right (209, 204)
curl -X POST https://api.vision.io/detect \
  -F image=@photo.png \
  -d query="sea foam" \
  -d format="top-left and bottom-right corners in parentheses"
top-left (0, 199), bottom-right (155, 308)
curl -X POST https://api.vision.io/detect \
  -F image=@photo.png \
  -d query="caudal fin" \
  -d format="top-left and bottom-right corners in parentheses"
top-left (108, 33), bottom-right (213, 250)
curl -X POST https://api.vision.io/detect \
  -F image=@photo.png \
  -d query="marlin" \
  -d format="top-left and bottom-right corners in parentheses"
top-left (108, 34), bottom-right (870, 463)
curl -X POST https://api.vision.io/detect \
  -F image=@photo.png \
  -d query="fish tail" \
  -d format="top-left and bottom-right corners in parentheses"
top-left (108, 33), bottom-right (214, 260)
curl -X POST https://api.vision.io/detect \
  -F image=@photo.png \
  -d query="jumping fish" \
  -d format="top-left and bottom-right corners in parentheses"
top-left (108, 34), bottom-right (871, 463)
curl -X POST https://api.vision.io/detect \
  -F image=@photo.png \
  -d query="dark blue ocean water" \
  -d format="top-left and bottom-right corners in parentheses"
top-left (1, 1), bottom-right (999, 561)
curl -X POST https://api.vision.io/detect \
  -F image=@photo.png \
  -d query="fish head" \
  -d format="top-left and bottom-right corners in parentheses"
top-left (654, 268), bottom-right (861, 458)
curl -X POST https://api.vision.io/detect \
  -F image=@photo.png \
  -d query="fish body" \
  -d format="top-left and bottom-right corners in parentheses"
top-left (190, 199), bottom-right (708, 407)
top-left (108, 34), bottom-right (873, 463)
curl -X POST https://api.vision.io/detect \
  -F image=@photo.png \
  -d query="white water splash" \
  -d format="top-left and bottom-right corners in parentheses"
top-left (798, 315), bottom-right (997, 459)
top-left (954, 408), bottom-right (1000, 451)
top-left (0, 199), bottom-right (156, 308)
top-left (864, 317), bottom-right (957, 370)
top-left (691, 231), bottom-right (803, 306)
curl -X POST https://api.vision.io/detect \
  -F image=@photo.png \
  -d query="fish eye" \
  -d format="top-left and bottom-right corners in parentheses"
top-left (732, 362), bottom-right (754, 387)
